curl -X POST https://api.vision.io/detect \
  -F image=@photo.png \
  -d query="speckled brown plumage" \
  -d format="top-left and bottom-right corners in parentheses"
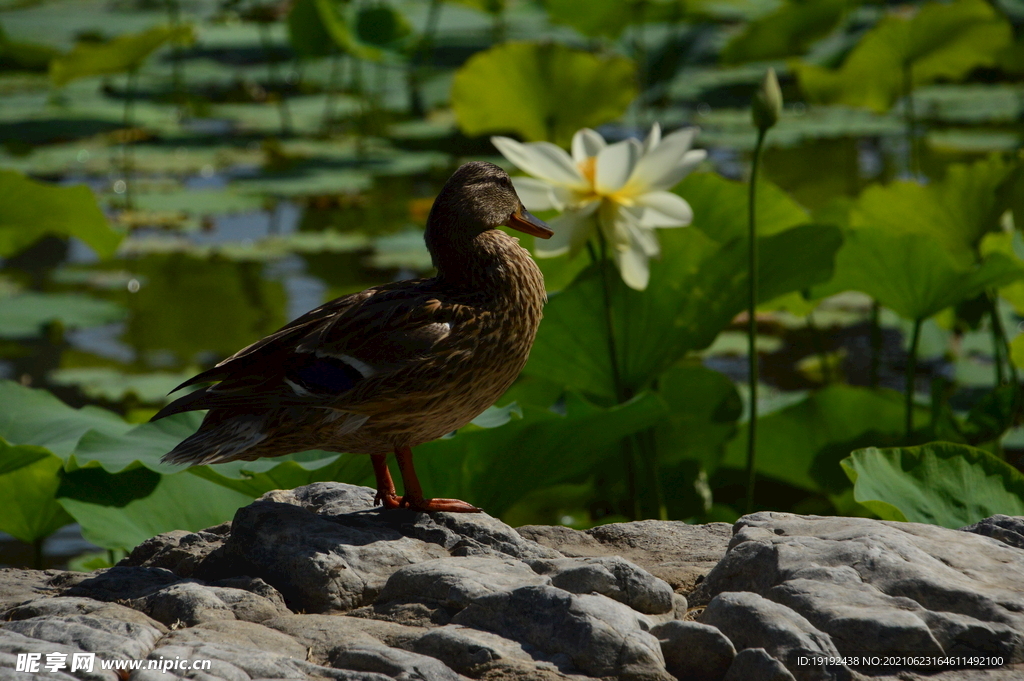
top-left (153, 161), bottom-right (553, 512)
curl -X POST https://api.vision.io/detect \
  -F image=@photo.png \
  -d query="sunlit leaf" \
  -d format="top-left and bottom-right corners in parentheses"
top-left (721, 385), bottom-right (929, 493)
top-left (0, 437), bottom-right (50, 477)
top-left (816, 229), bottom-right (1024, 321)
top-left (722, 0), bottom-right (848, 64)
top-left (841, 442), bottom-right (1024, 527)
top-left (849, 157), bottom-right (1016, 264)
top-left (679, 171), bottom-right (809, 242)
top-left (526, 223), bottom-right (842, 399)
top-left (50, 24), bottom-right (194, 86)
top-left (59, 471), bottom-right (253, 551)
top-left (0, 448), bottom-right (73, 543)
top-left (0, 381), bottom-right (131, 458)
top-left (793, 0), bottom-right (1012, 112)
top-left (0, 170), bottom-right (122, 258)
top-left (412, 391), bottom-right (669, 517)
top-left (451, 41), bottom-right (636, 147)
top-left (0, 292), bottom-right (126, 339)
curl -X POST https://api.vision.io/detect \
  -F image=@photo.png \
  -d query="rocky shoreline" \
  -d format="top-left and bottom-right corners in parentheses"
top-left (2, 483), bottom-right (1024, 681)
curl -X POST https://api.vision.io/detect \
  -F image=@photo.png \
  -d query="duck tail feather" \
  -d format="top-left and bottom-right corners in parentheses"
top-left (160, 414), bottom-right (269, 467)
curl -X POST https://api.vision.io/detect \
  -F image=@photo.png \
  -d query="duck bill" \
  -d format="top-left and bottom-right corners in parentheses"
top-left (506, 207), bottom-right (554, 239)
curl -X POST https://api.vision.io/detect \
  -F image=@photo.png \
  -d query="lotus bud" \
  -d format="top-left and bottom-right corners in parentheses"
top-left (752, 68), bottom-right (782, 132)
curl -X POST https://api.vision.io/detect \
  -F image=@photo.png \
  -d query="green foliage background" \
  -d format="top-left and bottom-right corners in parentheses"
top-left (2, 0), bottom-right (1024, 568)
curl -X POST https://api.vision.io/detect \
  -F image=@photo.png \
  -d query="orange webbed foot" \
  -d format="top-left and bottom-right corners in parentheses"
top-left (399, 495), bottom-right (482, 513)
top-left (374, 490), bottom-right (402, 509)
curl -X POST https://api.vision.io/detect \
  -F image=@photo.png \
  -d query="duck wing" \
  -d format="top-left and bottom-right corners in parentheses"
top-left (151, 279), bottom-right (460, 420)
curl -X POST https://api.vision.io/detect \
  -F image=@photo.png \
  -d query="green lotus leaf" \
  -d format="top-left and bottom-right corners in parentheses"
top-left (721, 385), bottom-right (929, 493)
top-left (526, 222), bottom-right (842, 399)
top-left (0, 448), bottom-right (74, 544)
top-left (816, 229), bottom-right (1024, 322)
top-left (451, 41), bottom-right (636, 147)
top-left (59, 471), bottom-right (253, 551)
top-left (0, 381), bottom-right (131, 458)
top-left (793, 0), bottom-right (1012, 112)
top-left (841, 442), bottom-right (1024, 527)
top-left (413, 390), bottom-right (669, 517)
top-left (0, 170), bottom-right (122, 258)
top-left (50, 24), bottom-right (194, 87)
top-left (721, 0), bottom-right (848, 64)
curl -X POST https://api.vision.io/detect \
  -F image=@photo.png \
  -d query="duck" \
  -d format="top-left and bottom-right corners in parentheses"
top-left (152, 161), bottom-right (554, 513)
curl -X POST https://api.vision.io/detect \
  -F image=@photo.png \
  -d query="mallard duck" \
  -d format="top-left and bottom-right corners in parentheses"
top-left (153, 161), bottom-right (553, 513)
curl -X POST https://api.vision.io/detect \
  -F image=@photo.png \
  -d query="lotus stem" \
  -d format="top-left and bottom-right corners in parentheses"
top-left (902, 62), bottom-right (920, 178)
top-left (121, 67), bottom-right (138, 210)
top-left (258, 22), bottom-right (292, 136)
top-left (870, 300), bottom-right (881, 388)
top-left (905, 317), bottom-right (923, 438)
top-left (744, 127), bottom-right (766, 514)
top-left (588, 235), bottom-right (642, 520)
top-left (807, 307), bottom-right (831, 384)
top-left (408, 0), bottom-right (443, 117)
top-left (323, 53), bottom-right (344, 132)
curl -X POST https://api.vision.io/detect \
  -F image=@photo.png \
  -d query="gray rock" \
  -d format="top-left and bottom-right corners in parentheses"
top-left (2, 597), bottom-right (166, 632)
top-left (263, 483), bottom-right (378, 515)
top-left (652, 620), bottom-right (735, 681)
top-left (120, 524), bottom-right (231, 579)
top-left (704, 513), bottom-right (1024, 664)
top-left (329, 642), bottom-right (462, 681)
top-left (128, 582), bottom-right (286, 627)
top-left (0, 628), bottom-right (115, 681)
top-left (0, 570), bottom-right (84, 612)
top-left (961, 515), bottom-right (1024, 550)
top-left (219, 497), bottom-right (449, 613)
top-left (210, 577), bottom-right (286, 609)
top-left (723, 648), bottom-right (796, 681)
top-left (63, 567), bottom-right (182, 602)
top-left (2, 615), bottom-right (162, 660)
top-left (453, 584), bottom-right (670, 680)
top-left (701, 591), bottom-right (850, 681)
top-left (139, 642), bottom-right (391, 681)
top-left (377, 557), bottom-right (549, 610)
top-left (527, 556), bottom-right (674, 615)
top-left (411, 625), bottom-right (552, 675)
top-left (158, 620), bottom-right (307, 661)
top-left (264, 614), bottom-right (425, 664)
top-left (518, 520), bottom-right (732, 595)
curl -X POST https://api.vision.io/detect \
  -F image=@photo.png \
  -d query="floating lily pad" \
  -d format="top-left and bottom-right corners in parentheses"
top-left (0, 291), bottom-right (126, 339)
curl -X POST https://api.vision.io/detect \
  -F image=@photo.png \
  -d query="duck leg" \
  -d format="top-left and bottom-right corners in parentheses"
top-left (371, 454), bottom-right (401, 509)
top-left (394, 445), bottom-right (481, 513)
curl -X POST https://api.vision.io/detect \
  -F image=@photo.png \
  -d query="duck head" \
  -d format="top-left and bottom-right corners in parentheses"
top-left (425, 162), bottom-right (554, 262)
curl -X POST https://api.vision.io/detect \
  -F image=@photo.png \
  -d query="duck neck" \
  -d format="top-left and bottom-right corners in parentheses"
top-left (430, 229), bottom-right (545, 301)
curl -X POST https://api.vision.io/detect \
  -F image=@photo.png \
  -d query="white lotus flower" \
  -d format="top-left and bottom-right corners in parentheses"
top-left (491, 123), bottom-right (706, 290)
